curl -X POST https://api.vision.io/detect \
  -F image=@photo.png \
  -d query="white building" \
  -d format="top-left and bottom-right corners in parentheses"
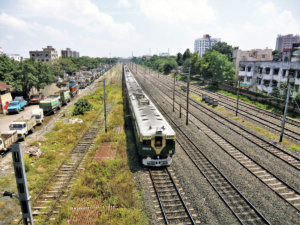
top-left (238, 61), bottom-right (300, 97)
top-left (6, 53), bottom-right (22, 62)
top-left (0, 46), bottom-right (3, 55)
top-left (194, 34), bottom-right (221, 57)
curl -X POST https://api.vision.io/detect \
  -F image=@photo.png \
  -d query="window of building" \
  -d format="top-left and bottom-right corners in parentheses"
top-left (46, 59), bottom-right (49, 61)
top-left (272, 81), bottom-right (278, 87)
top-left (31, 54), bottom-right (35, 56)
top-left (282, 69), bottom-right (287, 76)
top-left (45, 54), bottom-right (48, 56)
top-left (41, 59), bottom-right (44, 61)
top-left (258, 79), bottom-right (262, 85)
top-left (239, 66), bottom-right (245, 71)
top-left (262, 54), bottom-right (266, 59)
top-left (289, 70), bottom-right (296, 77)
top-left (259, 67), bottom-right (263, 74)
top-left (247, 77), bottom-right (251, 82)
top-left (37, 54), bottom-right (39, 56)
top-left (247, 67), bottom-right (251, 72)
top-left (264, 80), bottom-right (270, 86)
top-left (273, 68), bottom-right (279, 75)
top-left (265, 67), bottom-right (270, 74)
top-left (295, 85), bottom-right (299, 92)
top-left (297, 70), bottom-right (300, 78)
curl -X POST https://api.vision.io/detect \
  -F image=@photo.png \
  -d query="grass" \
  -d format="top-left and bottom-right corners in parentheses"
top-left (54, 64), bottom-right (148, 225)
top-left (0, 67), bottom-right (120, 223)
top-left (217, 89), bottom-right (300, 120)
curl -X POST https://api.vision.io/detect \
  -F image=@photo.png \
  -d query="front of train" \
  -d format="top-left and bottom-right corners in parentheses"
top-left (140, 127), bottom-right (176, 167)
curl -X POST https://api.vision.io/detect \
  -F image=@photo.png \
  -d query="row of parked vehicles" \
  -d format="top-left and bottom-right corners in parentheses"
top-left (0, 108), bottom-right (44, 154)
top-left (1, 65), bottom-right (111, 155)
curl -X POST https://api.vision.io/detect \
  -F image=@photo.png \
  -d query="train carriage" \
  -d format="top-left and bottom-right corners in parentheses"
top-left (123, 65), bottom-right (176, 166)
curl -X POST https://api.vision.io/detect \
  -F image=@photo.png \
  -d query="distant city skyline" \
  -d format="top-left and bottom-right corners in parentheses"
top-left (0, 0), bottom-right (300, 58)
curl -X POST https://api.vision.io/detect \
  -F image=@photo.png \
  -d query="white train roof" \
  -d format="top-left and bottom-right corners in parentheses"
top-left (124, 66), bottom-right (175, 137)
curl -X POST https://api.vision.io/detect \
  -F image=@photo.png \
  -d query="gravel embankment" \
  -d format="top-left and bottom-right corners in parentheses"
top-left (134, 67), bottom-right (300, 224)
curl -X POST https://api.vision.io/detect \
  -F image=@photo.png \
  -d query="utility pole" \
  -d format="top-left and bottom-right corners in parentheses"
top-left (186, 67), bottom-right (191, 125)
top-left (280, 74), bottom-right (292, 142)
top-left (173, 72), bottom-right (176, 112)
top-left (103, 80), bottom-right (107, 133)
top-left (236, 79), bottom-right (240, 116)
top-left (11, 143), bottom-right (34, 225)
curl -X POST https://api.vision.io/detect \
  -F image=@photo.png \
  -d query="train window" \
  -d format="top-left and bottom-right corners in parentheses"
top-left (143, 140), bottom-right (151, 146)
top-left (155, 137), bottom-right (163, 147)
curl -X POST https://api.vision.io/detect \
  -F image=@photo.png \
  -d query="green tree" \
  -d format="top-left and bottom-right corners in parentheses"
top-left (163, 58), bottom-right (177, 74)
top-left (182, 49), bottom-right (192, 61)
top-left (0, 54), bottom-right (19, 85)
top-left (271, 86), bottom-right (280, 98)
top-left (176, 53), bottom-right (183, 66)
top-left (201, 50), bottom-right (235, 85)
top-left (210, 42), bottom-right (233, 61)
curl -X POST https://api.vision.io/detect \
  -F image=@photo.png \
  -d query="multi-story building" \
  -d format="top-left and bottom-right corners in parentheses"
top-left (5, 53), bottom-right (22, 62)
top-left (61, 48), bottom-right (80, 57)
top-left (0, 46), bottom-right (3, 55)
top-left (194, 34), bottom-right (221, 57)
top-left (276, 34), bottom-right (300, 52)
top-left (72, 51), bottom-right (80, 57)
top-left (233, 48), bottom-right (273, 79)
top-left (29, 46), bottom-right (58, 64)
top-left (238, 61), bottom-right (300, 97)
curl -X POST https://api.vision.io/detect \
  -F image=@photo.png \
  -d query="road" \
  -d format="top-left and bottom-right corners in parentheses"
top-left (0, 105), bottom-right (40, 133)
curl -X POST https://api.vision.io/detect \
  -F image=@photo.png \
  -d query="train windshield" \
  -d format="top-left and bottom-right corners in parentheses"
top-left (9, 102), bottom-right (17, 106)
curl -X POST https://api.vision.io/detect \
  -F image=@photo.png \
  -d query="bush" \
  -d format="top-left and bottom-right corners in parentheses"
top-left (72, 99), bottom-right (92, 116)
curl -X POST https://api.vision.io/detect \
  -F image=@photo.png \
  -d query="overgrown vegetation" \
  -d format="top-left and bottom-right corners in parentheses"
top-left (55, 64), bottom-right (148, 225)
top-left (72, 99), bottom-right (92, 115)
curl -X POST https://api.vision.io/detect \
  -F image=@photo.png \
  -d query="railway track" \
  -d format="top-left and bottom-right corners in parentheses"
top-left (132, 71), bottom-right (272, 224)
top-left (18, 111), bottom-right (105, 224)
top-left (150, 68), bottom-right (300, 143)
top-left (149, 168), bottom-right (197, 225)
top-left (137, 68), bottom-right (300, 212)
top-left (138, 65), bottom-right (300, 171)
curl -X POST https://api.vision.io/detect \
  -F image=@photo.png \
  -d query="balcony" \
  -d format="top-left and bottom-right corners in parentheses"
top-left (239, 71), bottom-right (246, 76)
top-left (263, 74), bottom-right (272, 80)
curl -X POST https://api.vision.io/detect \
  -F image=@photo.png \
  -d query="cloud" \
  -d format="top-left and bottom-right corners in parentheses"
top-left (217, 2), bottom-right (300, 50)
top-left (18, 0), bottom-right (138, 40)
top-left (118, 0), bottom-right (131, 8)
top-left (136, 0), bottom-right (216, 24)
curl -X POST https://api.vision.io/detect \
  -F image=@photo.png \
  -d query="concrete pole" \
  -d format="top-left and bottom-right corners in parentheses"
top-left (186, 67), bottom-right (191, 126)
top-left (11, 143), bottom-right (34, 225)
top-left (280, 78), bottom-right (291, 142)
top-left (173, 73), bottom-right (176, 112)
top-left (103, 80), bottom-right (107, 133)
top-left (235, 79), bottom-right (240, 116)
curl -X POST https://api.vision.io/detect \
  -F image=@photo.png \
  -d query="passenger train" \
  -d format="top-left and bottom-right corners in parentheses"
top-left (123, 65), bottom-right (176, 166)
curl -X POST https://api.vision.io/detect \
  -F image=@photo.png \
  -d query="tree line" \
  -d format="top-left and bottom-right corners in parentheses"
top-left (132, 42), bottom-right (235, 86)
top-left (0, 55), bottom-right (117, 97)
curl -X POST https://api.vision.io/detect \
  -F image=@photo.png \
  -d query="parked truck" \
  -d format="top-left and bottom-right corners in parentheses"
top-left (0, 131), bottom-right (18, 155)
top-left (69, 82), bottom-right (79, 98)
top-left (7, 96), bottom-right (27, 114)
top-left (55, 90), bottom-right (71, 105)
top-left (39, 96), bottom-right (61, 115)
top-left (32, 108), bottom-right (44, 125)
top-left (9, 116), bottom-right (37, 140)
top-left (29, 93), bottom-right (41, 105)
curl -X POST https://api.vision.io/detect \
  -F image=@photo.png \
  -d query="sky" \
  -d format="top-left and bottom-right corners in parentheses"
top-left (0, 0), bottom-right (299, 58)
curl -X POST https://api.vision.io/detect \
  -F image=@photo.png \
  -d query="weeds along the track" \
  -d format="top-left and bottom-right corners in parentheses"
top-left (54, 66), bottom-right (148, 225)
top-left (0, 67), bottom-right (124, 223)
